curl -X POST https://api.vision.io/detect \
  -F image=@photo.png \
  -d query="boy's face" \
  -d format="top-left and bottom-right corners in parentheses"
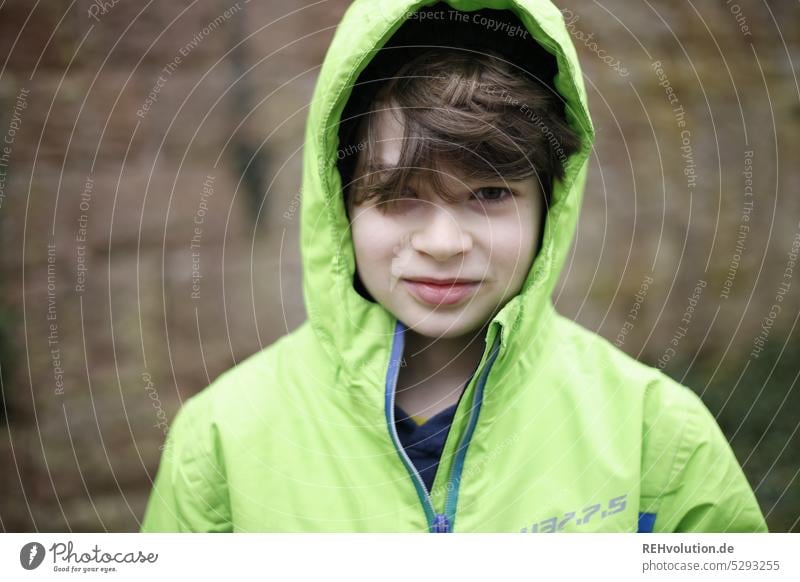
top-left (347, 107), bottom-right (543, 339)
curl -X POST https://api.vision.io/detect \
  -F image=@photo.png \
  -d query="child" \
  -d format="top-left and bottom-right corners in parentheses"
top-left (141, 0), bottom-right (767, 533)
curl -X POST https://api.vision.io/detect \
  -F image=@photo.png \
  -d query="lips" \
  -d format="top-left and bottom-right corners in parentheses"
top-left (402, 278), bottom-right (481, 306)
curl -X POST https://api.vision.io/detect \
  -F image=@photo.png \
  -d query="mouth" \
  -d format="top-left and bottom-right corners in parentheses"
top-left (401, 277), bottom-right (481, 307)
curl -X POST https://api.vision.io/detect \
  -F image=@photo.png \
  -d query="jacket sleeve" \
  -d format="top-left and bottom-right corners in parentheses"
top-left (140, 395), bottom-right (233, 532)
top-left (640, 378), bottom-right (768, 533)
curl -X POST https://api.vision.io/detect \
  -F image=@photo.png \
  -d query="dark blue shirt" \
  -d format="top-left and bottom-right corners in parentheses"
top-left (394, 403), bottom-right (459, 493)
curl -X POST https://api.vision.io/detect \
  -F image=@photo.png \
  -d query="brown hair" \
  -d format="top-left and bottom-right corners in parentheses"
top-left (338, 47), bottom-right (582, 213)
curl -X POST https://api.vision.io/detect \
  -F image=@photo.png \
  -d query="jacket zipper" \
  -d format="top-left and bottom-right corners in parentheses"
top-left (385, 320), bottom-right (502, 533)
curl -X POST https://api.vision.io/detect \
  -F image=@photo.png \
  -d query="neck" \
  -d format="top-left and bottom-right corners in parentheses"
top-left (395, 324), bottom-right (489, 418)
top-left (403, 326), bottom-right (487, 375)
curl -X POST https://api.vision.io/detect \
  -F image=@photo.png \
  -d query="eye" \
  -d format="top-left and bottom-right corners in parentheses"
top-left (471, 187), bottom-right (513, 205)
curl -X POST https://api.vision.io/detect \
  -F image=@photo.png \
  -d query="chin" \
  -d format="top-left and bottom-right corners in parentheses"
top-left (397, 308), bottom-right (488, 339)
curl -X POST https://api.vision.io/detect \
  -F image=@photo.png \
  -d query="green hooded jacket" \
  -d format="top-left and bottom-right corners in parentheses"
top-left (141, 0), bottom-right (768, 533)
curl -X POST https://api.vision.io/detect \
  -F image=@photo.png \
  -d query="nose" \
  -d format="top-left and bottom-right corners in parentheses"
top-left (410, 205), bottom-right (473, 261)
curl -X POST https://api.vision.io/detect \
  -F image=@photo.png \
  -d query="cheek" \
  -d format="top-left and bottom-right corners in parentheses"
top-left (482, 210), bottom-right (538, 279)
top-left (350, 210), bottom-right (400, 281)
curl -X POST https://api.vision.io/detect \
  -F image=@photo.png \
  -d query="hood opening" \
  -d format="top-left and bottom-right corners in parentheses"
top-left (335, 2), bottom-right (567, 304)
top-left (300, 0), bottom-right (595, 384)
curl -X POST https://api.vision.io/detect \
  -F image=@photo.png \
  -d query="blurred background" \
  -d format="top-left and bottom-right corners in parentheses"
top-left (0, 0), bottom-right (798, 532)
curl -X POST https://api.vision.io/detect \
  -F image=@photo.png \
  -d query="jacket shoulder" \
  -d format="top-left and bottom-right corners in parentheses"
top-left (639, 373), bottom-right (767, 531)
top-left (140, 320), bottom-right (320, 531)
top-left (550, 312), bottom-right (668, 393)
top-left (140, 385), bottom-right (231, 531)
top-left (550, 313), bottom-right (766, 532)
top-left (193, 319), bottom-right (320, 414)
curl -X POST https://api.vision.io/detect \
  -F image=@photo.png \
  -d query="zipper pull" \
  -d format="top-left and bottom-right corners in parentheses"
top-left (432, 514), bottom-right (450, 533)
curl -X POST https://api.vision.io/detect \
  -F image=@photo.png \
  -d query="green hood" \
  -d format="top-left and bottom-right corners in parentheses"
top-left (141, 0), bottom-right (767, 533)
top-left (301, 0), bottom-right (594, 399)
